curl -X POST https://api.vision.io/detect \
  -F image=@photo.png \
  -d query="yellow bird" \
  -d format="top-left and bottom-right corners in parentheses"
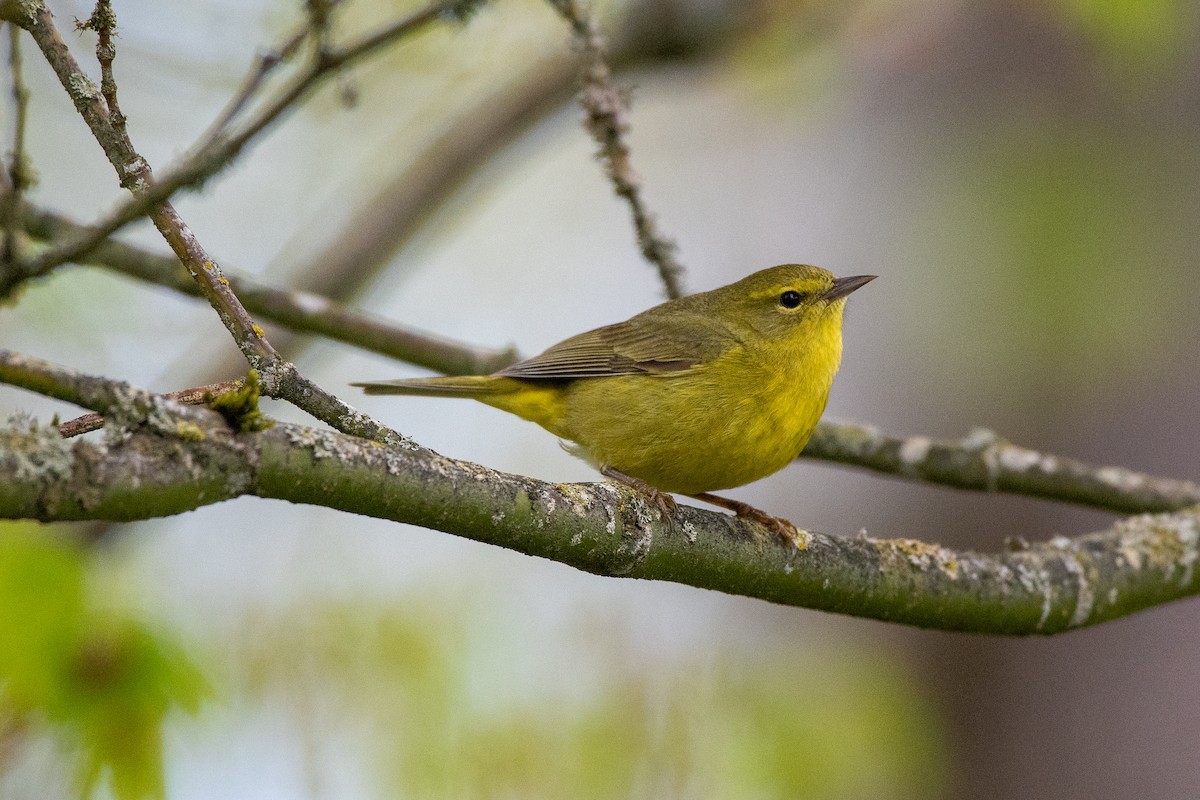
top-left (354, 264), bottom-right (873, 544)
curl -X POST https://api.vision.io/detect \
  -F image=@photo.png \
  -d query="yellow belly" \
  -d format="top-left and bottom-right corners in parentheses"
top-left (475, 324), bottom-right (842, 495)
top-left (556, 355), bottom-right (832, 495)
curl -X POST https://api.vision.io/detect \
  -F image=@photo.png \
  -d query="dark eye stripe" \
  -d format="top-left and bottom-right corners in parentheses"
top-left (779, 290), bottom-right (803, 309)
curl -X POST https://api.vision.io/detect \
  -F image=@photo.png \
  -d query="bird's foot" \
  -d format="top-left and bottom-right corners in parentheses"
top-left (601, 466), bottom-right (678, 525)
top-left (687, 492), bottom-right (807, 551)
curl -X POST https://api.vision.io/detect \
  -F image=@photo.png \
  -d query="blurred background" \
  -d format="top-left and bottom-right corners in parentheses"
top-left (3, 0), bottom-right (1200, 797)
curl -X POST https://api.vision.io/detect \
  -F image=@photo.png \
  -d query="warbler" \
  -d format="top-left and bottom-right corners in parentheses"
top-left (354, 264), bottom-right (873, 544)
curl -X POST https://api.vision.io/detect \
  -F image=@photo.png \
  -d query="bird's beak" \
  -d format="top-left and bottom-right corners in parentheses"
top-left (824, 274), bottom-right (876, 301)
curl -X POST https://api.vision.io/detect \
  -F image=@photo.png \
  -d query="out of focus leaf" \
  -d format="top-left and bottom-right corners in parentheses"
top-left (1051, 0), bottom-right (1196, 71)
top-left (0, 525), bottom-right (207, 800)
top-left (227, 600), bottom-right (948, 799)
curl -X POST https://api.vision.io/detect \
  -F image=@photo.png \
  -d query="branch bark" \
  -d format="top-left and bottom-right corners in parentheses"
top-left (2, 350), bottom-right (1198, 635)
top-left (11, 203), bottom-right (1200, 516)
top-left (802, 421), bottom-right (1200, 515)
top-left (3, 1), bottom-right (412, 446)
top-left (2, 396), bottom-right (1197, 636)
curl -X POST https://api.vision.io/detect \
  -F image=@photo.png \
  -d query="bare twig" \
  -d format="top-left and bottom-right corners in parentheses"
top-left (57, 378), bottom-right (247, 438)
top-left (204, 0), bottom-right (348, 138)
top-left (8, 0), bottom-right (477, 283)
top-left (1, 22), bottom-right (32, 264)
top-left (9, 2), bottom-right (408, 445)
top-left (548, 0), bottom-right (686, 299)
top-left (77, 0), bottom-right (125, 135)
top-left (305, 0), bottom-right (335, 61)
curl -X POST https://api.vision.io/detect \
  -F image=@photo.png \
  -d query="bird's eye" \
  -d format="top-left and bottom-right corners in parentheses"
top-left (779, 290), bottom-right (803, 309)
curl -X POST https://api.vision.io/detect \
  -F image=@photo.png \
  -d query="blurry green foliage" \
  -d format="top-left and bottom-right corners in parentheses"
top-left (229, 599), bottom-right (947, 799)
top-left (728, 0), bottom-right (1198, 110)
top-left (920, 98), bottom-right (1199, 396)
top-left (973, 126), bottom-right (1166, 379)
top-left (722, 0), bottom-right (856, 111)
top-left (1050, 0), bottom-right (1196, 71)
top-left (0, 525), bottom-right (206, 800)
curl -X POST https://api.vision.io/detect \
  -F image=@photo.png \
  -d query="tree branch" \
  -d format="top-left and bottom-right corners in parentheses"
top-left (548, 0), bottom-right (686, 299)
top-left (802, 421), bottom-right (1200, 515)
top-left (3, 0), bottom-right (478, 284)
top-left (2, 353), bottom-right (1197, 635)
top-left (1, 20), bottom-right (32, 264)
top-left (17, 203), bottom-right (519, 377)
top-left (6, 0), bottom-right (275, 363)
top-left (12, 206), bottom-right (1199, 516)
top-left (4, 2), bottom-right (412, 446)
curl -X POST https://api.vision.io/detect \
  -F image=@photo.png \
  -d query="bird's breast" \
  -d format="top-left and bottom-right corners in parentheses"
top-left (561, 339), bottom-right (839, 494)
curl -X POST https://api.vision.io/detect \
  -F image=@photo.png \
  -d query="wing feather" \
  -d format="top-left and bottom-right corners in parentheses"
top-left (496, 313), bottom-right (737, 381)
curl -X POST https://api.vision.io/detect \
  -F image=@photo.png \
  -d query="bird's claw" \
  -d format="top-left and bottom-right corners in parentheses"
top-left (687, 491), bottom-right (806, 551)
top-left (736, 507), bottom-right (806, 551)
top-left (602, 465), bottom-right (678, 528)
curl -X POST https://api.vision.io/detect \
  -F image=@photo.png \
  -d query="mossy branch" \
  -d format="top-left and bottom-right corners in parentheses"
top-left (2, 351), bottom-right (1198, 636)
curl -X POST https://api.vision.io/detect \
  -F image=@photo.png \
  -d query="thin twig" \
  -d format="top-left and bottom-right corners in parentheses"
top-left (78, 0), bottom-right (125, 135)
top-left (1, 22), bottom-right (32, 265)
top-left (8, 2), bottom-right (407, 446)
top-left (56, 378), bottom-right (247, 438)
top-left (305, 0), bottom-right (335, 61)
top-left (8, 0), bottom-right (475, 284)
top-left (205, 0), bottom-right (348, 138)
top-left (547, 0), bottom-right (686, 299)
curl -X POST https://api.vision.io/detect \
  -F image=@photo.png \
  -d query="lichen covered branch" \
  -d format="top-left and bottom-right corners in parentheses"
top-left (1, 359), bottom-right (1197, 635)
top-left (803, 420), bottom-right (1200, 515)
top-left (4, 3), bottom-right (411, 444)
top-left (16, 198), bottom-right (1198, 514)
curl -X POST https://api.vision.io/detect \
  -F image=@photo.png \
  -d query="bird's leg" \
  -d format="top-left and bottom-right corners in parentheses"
top-left (601, 466), bottom-right (678, 524)
top-left (687, 492), bottom-right (805, 550)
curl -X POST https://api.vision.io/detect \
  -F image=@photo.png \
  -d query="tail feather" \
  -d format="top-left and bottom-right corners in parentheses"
top-left (354, 374), bottom-right (570, 437)
top-left (351, 375), bottom-right (503, 398)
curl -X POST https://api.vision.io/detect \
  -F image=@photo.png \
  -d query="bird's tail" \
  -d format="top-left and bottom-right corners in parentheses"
top-left (354, 375), bottom-right (569, 437)
top-left (351, 375), bottom-right (509, 399)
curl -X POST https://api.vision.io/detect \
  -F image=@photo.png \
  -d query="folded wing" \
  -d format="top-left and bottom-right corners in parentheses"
top-left (496, 313), bottom-right (737, 380)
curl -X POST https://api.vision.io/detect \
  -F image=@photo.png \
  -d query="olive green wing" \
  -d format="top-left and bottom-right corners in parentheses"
top-left (495, 312), bottom-right (737, 381)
